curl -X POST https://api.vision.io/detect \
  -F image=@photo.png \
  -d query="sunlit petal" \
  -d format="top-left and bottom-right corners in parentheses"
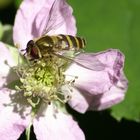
top-left (0, 88), bottom-right (32, 140)
top-left (0, 42), bottom-right (17, 88)
top-left (90, 72), bottom-right (128, 110)
top-left (61, 85), bottom-right (89, 113)
top-left (33, 104), bottom-right (85, 140)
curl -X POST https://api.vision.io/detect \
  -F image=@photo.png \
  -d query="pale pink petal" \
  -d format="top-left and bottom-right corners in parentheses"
top-left (65, 49), bottom-right (128, 113)
top-left (0, 88), bottom-right (32, 140)
top-left (0, 42), bottom-right (17, 88)
top-left (33, 104), bottom-right (85, 140)
top-left (13, 0), bottom-right (76, 50)
top-left (61, 85), bottom-right (89, 113)
top-left (90, 73), bottom-right (128, 110)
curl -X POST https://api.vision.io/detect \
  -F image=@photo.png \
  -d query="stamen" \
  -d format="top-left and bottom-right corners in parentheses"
top-left (14, 56), bottom-right (70, 108)
top-left (64, 73), bottom-right (78, 87)
top-left (63, 73), bottom-right (78, 80)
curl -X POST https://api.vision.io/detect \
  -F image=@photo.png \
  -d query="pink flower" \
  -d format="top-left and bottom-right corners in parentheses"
top-left (65, 50), bottom-right (128, 113)
top-left (0, 0), bottom-right (128, 140)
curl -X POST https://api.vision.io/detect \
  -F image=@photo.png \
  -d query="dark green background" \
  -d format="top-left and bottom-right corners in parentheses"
top-left (0, 0), bottom-right (140, 139)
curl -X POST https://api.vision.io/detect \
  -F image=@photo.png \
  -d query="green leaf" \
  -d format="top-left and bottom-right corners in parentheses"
top-left (0, 22), bottom-right (3, 39)
top-left (14, 0), bottom-right (22, 8)
top-left (1, 24), bottom-right (13, 46)
top-left (69, 0), bottom-right (140, 122)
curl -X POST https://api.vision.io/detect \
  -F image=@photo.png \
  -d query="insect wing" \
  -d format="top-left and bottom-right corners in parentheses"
top-left (55, 51), bottom-right (105, 71)
top-left (43, 0), bottom-right (69, 35)
top-left (73, 53), bottom-right (106, 71)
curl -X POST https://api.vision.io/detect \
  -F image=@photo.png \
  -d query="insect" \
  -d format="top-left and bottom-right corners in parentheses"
top-left (25, 34), bottom-right (86, 60)
top-left (23, 0), bottom-right (104, 71)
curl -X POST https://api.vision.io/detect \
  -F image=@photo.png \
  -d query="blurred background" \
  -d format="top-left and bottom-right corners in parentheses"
top-left (0, 0), bottom-right (140, 139)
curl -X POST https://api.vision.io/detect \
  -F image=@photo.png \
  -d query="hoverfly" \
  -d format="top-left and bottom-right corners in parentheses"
top-left (23, 0), bottom-right (86, 63)
top-left (25, 34), bottom-right (86, 60)
top-left (23, 0), bottom-right (104, 71)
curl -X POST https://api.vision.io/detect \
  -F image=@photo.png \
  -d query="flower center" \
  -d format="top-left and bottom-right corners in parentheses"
top-left (15, 56), bottom-right (71, 108)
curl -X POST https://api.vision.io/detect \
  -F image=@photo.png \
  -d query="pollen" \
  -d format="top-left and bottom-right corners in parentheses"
top-left (14, 56), bottom-right (70, 108)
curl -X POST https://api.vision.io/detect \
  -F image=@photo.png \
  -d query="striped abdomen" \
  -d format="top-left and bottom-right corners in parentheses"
top-left (56, 34), bottom-right (86, 51)
top-left (35, 34), bottom-right (86, 52)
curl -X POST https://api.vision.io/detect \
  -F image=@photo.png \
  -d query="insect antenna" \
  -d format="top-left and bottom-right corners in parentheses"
top-left (20, 49), bottom-right (26, 56)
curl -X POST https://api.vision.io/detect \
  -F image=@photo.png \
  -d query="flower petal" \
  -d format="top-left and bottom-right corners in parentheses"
top-left (65, 49), bottom-right (128, 112)
top-left (61, 85), bottom-right (89, 113)
top-left (33, 104), bottom-right (85, 140)
top-left (90, 73), bottom-right (128, 110)
top-left (0, 42), bottom-right (17, 88)
top-left (13, 0), bottom-right (76, 50)
top-left (0, 88), bottom-right (32, 140)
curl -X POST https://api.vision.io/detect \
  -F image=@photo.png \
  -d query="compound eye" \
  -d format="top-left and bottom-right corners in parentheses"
top-left (26, 40), bottom-right (39, 59)
top-left (28, 40), bottom-right (34, 45)
top-left (27, 40), bottom-right (34, 47)
top-left (30, 47), bottom-right (39, 59)
top-left (26, 40), bottom-right (34, 51)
